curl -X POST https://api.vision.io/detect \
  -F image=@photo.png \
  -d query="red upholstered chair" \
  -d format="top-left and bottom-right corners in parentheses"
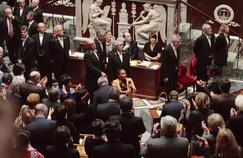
top-left (177, 65), bottom-right (197, 95)
top-left (189, 55), bottom-right (197, 77)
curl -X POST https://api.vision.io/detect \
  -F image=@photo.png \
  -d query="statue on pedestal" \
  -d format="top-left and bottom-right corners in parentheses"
top-left (130, 3), bottom-right (166, 43)
top-left (89, 0), bottom-right (111, 38)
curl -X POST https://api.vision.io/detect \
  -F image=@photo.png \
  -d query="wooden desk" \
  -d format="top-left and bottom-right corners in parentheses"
top-left (130, 61), bottom-right (161, 99)
top-left (69, 53), bottom-right (86, 85)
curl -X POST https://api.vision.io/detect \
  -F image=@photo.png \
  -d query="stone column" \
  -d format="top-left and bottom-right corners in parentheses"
top-left (75, 0), bottom-right (82, 37)
top-left (166, 3), bottom-right (176, 43)
top-left (180, 0), bottom-right (187, 23)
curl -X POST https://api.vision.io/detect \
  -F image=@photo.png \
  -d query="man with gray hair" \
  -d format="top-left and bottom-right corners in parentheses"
top-left (145, 115), bottom-right (188, 158)
top-left (107, 39), bottom-right (130, 82)
top-left (227, 94), bottom-right (243, 147)
top-left (194, 23), bottom-right (215, 82)
top-left (49, 24), bottom-right (70, 83)
top-left (161, 34), bottom-right (181, 94)
top-left (24, 103), bottom-right (56, 156)
top-left (92, 76), bottom-right (113, 107)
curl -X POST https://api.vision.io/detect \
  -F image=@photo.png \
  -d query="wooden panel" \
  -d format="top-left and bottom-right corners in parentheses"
top-left (130, 61), bottom-right (161, 99)
top-left (69, 57), bottom-right (86, 85)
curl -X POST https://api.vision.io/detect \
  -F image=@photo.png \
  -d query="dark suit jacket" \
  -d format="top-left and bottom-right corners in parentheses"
top-left (211, 93), bottom-right (235, 122)
top-left (46, 145), bottom-right (80, 158)
top-left (145, 136), bottom-right (189, 158)
top-left (91, 141), bottom-right (136, 158)
top-left (111, 113), bottom-right (146, 154)
top-left (92, 85), bottom-right (113, 107)
top-left (13, 5), bottom-right (29, 25)
top-left (84, 51), bottom-right (103, 94)
top-left (94, 38), bottom-right (106, 66)
top-left (161, 44), bottom-right (179, 92)
top-left (227, 112), bottom-right (243, 147)
top-left (30, 6), bottom-right (43, 23)
top-left (49, 35), bottom-right (70, 80)
top-left (32, 32), bottom-right (53, 78)
top-left (107, 50), bottom-right (130, 81)
top-left (25, 20), bottom-right (38, 36)
top-left (95, 101), bottom-right (120, 122)
top-left (19, 81), bottom-right (46, 103)
top-left (24, 117), bottom-right (57, 156)
top-left (193, 34), bottom-right (215, 81)
top-left (124, 41), bottom-right (139, 60)
top-left (160, 100), bottom-right (184, 120)
top-left (18, 35), bottom-right (36, 69)
top-left (214, 33), bottom-right (230, 66)
top-left (0, 17), bottom-right (20, 44)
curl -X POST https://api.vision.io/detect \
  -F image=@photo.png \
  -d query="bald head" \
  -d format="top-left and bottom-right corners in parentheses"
top-left (38, 22), bottom-right (46, 33)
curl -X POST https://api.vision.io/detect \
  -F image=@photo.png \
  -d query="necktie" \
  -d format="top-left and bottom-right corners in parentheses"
top-left (8, 19), bottom-right (14, 38)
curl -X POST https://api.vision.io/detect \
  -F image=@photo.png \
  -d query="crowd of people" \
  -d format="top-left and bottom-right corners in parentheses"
top-left (0, 0), bottom-right (242, 158)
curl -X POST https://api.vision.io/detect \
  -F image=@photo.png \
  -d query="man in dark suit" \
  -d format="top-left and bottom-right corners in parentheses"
top-left (32, 22), bottom-right (52, 87)
top-left (123, 32), bottom-right (139, 60)
top-left (95, 87), bottom-right (120, 122)
top-left (227, 95), bottom-right (243, 147)
top-left (107, 39), bottom-right (130, 82)
top-left (110, 96), bottom-right (146, 158)
top-left (94, 29), bottom-right (107, 71)
top-left (92, 76), bottom-right (113, 107)
top-left (145, 115), bottom-right (189, 158)
top-left (29, 0), bottom-right (43, 23)
top-left (161, 34), bottom-right (181, 94)
top-left (13, 0), bottom-right (29, 25)
top-left (92, 121), bottom-right (136, 158)
top-left (17, 25), bottom-right (36, 78)
top-left (19, 70), bottom-right (46, 104)
top-left (84, 39), bottom-right (106, 96)
top-left (211, 78), bottom-right (235, 122)
top-left (194, 23), bottom-right (215, 82)
top-left (24, 103), bottom-right (57, 157)
top-left (160, 90), bottom-right (184, 121)
top-left (24, 10), bottom-right (38, 36)
top-left (49, 24), bottom-right (70, 83)
top-left (0, 7), bottom-right (20, 64)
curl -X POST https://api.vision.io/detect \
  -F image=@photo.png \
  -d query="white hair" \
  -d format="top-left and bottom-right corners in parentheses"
top-left (235, 95), bottom-right (243, 111)
top-left (160, 115), bottom-right (177, 137)
top-left (97, 76), bottom-right (108, 86)
top-left (172, 34), bottom-right (181, 42)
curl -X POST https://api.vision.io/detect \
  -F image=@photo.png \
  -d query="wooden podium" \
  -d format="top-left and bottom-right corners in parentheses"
top-left (130, 60), bottom-right (161, 99)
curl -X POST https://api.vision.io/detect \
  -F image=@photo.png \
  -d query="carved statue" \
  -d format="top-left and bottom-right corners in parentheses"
top-left (88, 0), bottom-right (111, 38)
top-left (130, 3), bottom-right (167, 43)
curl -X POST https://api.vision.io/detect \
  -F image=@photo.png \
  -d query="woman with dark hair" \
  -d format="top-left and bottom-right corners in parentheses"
top-left (143, 33), bottom-right (162, 61)
top-left (46, 126), bottom-right (80, 158)
top-left (84, 119), bottom-right (106, 158)
top-left (12, 63), bottom-right (26, 84)
top-left (14, 130), bottom-right (44, 158)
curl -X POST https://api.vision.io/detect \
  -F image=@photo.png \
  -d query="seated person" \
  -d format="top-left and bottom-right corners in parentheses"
top-left (143, 33), bottom-right (162, 61)
top-left (112, 69), bottom-right (136, 96)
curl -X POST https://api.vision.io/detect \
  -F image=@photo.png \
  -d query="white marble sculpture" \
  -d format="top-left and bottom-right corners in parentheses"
top-left (130, 3), bottom-right (167, 43)
top-left (88, 0), bottom-right (111, 38)
top-left (117, 2), bottom-right (129, 40)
